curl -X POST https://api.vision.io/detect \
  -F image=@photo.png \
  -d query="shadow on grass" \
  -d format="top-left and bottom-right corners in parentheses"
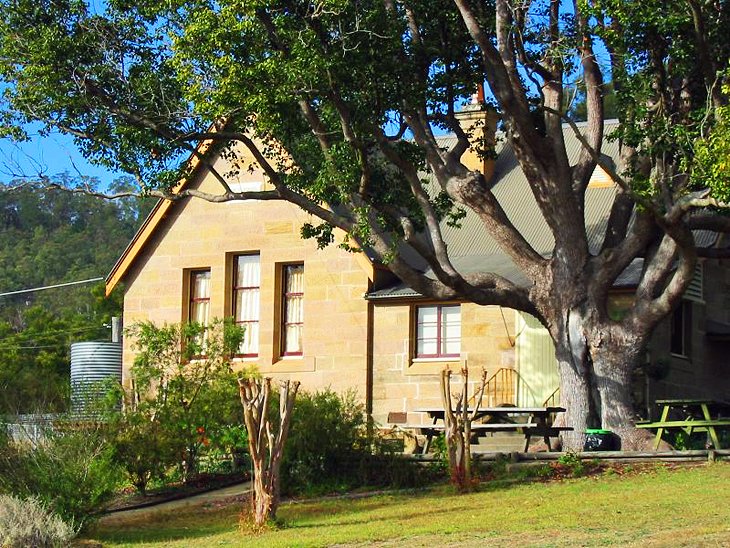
top-left (87, 480), bottom-right (534, 544)
top-left (269, 487), bottom-right (490, 532)
top-left (88, 504), bottom-right (242, 545)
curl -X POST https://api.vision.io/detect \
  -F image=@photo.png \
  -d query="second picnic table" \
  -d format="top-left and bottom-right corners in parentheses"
top-left (406, 406), bottom-right (569, 454)
top-left (636, 399), bottom-right (730, 450)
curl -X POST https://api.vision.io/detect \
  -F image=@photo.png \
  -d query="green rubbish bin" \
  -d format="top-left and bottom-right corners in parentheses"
top-left (584, 428), bottom-right (619, 451)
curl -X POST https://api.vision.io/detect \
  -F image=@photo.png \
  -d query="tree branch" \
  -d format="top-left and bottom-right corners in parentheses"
top-left (687, 214), bottom-right (730, 233)
top-left (571, 0), bottom-right (605, 192)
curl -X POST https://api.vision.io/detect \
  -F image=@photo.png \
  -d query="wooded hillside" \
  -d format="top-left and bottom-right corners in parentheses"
top-left (0, 180), bottom-right (151, 413)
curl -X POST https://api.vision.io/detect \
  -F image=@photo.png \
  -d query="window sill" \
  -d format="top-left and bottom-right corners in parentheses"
top-left (260, 356), bottom-right (315, 373)
top-left (407, 357), bottom-right (463, 376)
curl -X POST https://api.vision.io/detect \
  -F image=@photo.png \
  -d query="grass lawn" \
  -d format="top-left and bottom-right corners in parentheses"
top-left (85, 462), bottom-right (730, 547)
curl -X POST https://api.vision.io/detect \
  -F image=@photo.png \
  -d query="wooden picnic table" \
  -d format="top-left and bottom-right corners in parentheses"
top-left (401, 406), bottom-right (569, 453)
top-left (636, 399), bottom-right (730, 450)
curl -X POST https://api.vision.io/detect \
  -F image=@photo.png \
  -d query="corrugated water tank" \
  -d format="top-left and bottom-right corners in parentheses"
top-left (70, 341), bottom-right (122, 413)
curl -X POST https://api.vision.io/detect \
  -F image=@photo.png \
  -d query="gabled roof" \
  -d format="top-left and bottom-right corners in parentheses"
top-left (444, 120), bottom-right (621, 258)
top-left (105, 139), bottom-right (215, 296)
top-left (108, 118), bottom-right (714, 300)
top-left (106, 120), bottom-right (623, 296)
top-left (104, 132), bottom-right (377, 295)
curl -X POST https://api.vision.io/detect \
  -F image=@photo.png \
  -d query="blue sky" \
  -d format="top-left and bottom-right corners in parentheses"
top-left (0, 129), bottom-right (122, 187)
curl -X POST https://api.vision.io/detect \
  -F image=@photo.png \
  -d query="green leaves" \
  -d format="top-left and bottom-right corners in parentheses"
top-left (690, 78), bottom-right (730, 202)
top-left (0, 0), bottom-right (485, 255)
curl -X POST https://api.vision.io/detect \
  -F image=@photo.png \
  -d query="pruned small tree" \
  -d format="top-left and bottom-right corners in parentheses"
top-left (440, 367), bottom-right (487, 492)
top-left (238, 377), bottom-right (299, 527)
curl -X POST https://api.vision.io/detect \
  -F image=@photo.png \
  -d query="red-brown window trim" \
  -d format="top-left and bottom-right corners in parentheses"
top-left (414, 304), bottom-right (461, 359)
top-left (281, 263), bottom-right (304, 357)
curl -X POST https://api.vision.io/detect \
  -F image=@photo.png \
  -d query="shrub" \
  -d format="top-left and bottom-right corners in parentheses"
top-left (203, 423), bottom-right (249, 474)
top-left (0, 426), bottom-right (122, 528)
top-left (281, 389), bottom-right (367, 494)
top-left (281, 389), bottom-right (432, 495)
top-left (106, 414), bottom-right (179, 494)
top-left (0, 495), bottom-right (75, 547)
top-left (110, 319), bottom-right (247, 486)
top-left (557, 451), bottom-right (586, 477)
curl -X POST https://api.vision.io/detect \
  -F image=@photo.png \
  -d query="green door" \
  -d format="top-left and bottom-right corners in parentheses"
top-left (515, 312), bottom-right (559, 406)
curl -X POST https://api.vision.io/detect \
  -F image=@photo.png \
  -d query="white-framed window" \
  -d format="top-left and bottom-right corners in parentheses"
top-left (281, 264), bottom-right (304, 356)
top-left (228, 181), bottom-right (264, 194)
top-left (415, 304), bottom-right (461, 358)
top-left (233, 254), bottom-right (261, 357)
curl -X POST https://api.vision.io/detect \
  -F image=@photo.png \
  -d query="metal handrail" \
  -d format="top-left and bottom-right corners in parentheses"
top-left (542, 386), bottom-right (560, 408)
top-left (482, 367), bottom-right (517, 407)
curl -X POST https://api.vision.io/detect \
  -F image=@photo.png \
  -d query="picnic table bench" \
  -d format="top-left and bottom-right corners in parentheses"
top-left (396, 406), bottom-right (570, 453)
top-left (636, 399), bottom-right (730, 450)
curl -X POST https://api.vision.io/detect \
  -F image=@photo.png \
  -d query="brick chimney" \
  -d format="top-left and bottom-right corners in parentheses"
top-left (454, 95), bottom-right (499, 182)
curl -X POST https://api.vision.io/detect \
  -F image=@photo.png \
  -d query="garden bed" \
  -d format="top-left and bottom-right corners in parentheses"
top-left (104, 471), bottom-right (250, 513)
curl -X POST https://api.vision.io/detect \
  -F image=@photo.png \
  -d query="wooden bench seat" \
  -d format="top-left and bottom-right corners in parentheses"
top-left (636, 419), bottom-right (730, 429)
top-left (394, 423), bottom-right (574, 434)
top-left (394, 424), bottom-right (444, 433)
top-left (393, 423), bottom-right (573, 453)
top-left (395, 423), bottom-right (539, 432)
top-left (636, 417), bottom-right (730, 450)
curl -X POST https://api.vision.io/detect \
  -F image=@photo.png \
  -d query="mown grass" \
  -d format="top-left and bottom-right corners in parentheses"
top-left (85, 462), bottom-right (730, 547)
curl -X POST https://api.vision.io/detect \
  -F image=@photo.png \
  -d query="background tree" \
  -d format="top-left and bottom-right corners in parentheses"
top-left (440, 367), bottom-right (487, 492)
top-left (0, 179), bottom-right (151, 413)
top-left (1, 0), bottom-right (729, 448)
top-left (239, 377), bottom-right (298, 528)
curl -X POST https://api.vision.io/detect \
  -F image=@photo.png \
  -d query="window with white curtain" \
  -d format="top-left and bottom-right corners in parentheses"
top-left (281, 264), bottom-right (304, 356)
top-left (189, 270), bottom-right (211, 327)
top-left (233, 254), bottom-right (261, 357)
top-left (189, 269), bottom-right (211, 349)
top-left (415, 304), bottom-right (461, 358)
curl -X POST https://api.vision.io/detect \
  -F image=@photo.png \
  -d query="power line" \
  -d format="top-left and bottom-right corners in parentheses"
top-left (0, 324), bottom-right (109, 349)
top-left (0, 323), bottom-right (111, 346)
top-left (3, 343), bottom-right (75, 350)
top-left (0, 277), bottom-right (104, 299)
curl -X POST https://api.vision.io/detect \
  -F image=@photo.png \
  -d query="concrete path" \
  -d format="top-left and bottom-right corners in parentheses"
top-left (99, 481), bottom-right (251, 524)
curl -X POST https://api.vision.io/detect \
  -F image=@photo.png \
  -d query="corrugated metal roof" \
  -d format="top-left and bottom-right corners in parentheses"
top-left (368, 120), bottom-right (648, 300)
top-left (694, 229), bottom-right (716, 248)
top-left (442, 120), bottom-right (621, 258)
top-left (368, 256), bottom-right (643, 299)
top-left (344, 118), bottom-right (714, 302)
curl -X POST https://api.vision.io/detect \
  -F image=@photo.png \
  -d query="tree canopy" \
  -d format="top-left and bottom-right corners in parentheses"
top-left (0, 179), bottom-right (151, 413)
top-left (0, 0), bottom-right (728, 447)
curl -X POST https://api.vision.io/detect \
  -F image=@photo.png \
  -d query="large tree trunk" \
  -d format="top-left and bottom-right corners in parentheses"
top-left (592, 341), bottom-right (641, 431)
top-left (590, 332), bottom-right (658, 450)
top-left (551, 309), bottom-right (656, 451)
top-left (554, 347), bottom-right (592, 451)
top-left (550, 309), bottom-right (594, 451)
